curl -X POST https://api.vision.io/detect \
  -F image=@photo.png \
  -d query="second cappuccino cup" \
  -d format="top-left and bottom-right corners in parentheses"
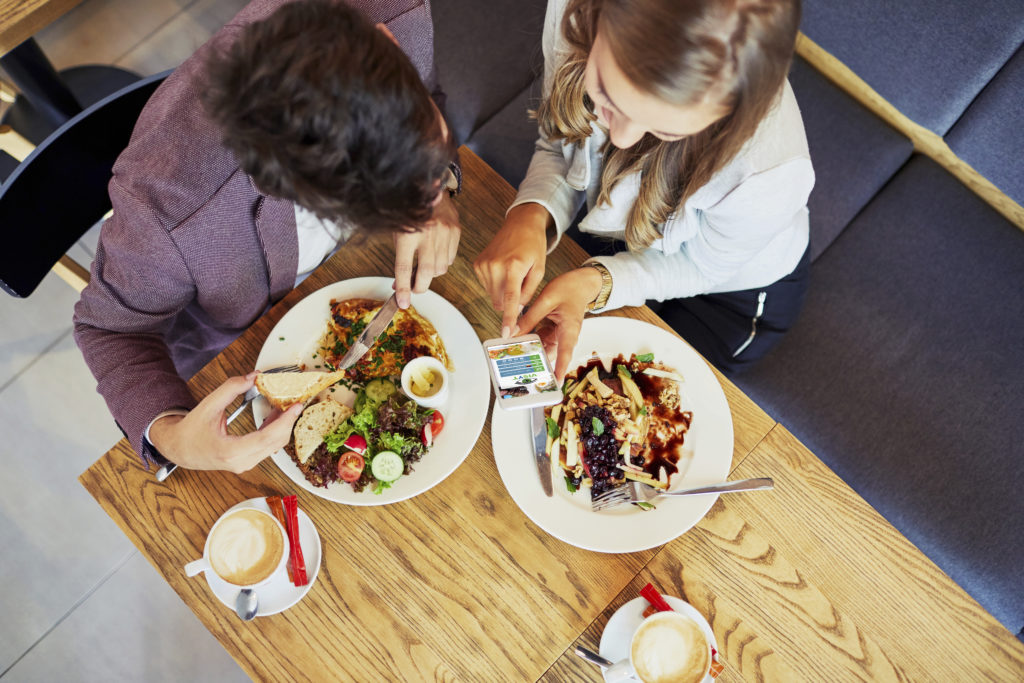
top-left (606, 610), bottom-right (711, 683)
top-left (185, 507), bottom-right (289, 589)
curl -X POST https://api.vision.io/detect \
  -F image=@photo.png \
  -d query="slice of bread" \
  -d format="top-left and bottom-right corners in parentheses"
top-left (255, 370), bottom-right (346, 411)
top-left (293, 399), bottom-right (353, 463)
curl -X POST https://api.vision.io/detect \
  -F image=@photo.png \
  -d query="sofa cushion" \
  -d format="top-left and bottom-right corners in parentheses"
top-left (800, 0), bottom-right (1024, 134)
top-left (789, 57), bottom-right (913, 261)
top-left (733, 155), bottom-right (1024, 632)
top-left (946, 45), bottom-right (1024, 206)
top-left (431, 0), bottom-right (545, 145)
top-left (465, 76), bottom-right (542, 188)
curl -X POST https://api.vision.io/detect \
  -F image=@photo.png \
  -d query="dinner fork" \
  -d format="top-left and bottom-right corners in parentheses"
top-left (154, 363), bottom-right (301, 482)
top-left (591, 477), bottom-right (774, 511)
top-left (223, 363), bottom-right (302, 425)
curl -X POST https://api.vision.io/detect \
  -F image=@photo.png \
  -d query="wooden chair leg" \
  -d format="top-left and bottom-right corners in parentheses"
top-left (52, 255), bottom-right (90, 292)
top-left (0, 123), bottom-right (34, 161)
top-left (0, 79), bottom-right (15, 104)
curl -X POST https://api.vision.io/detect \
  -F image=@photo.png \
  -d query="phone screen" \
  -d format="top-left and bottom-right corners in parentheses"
top-left (486, 338), bottom-right (560, 401)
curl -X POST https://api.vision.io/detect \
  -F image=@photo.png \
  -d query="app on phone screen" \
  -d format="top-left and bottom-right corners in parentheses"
top-left (487, 339), bottom-right (560, 401)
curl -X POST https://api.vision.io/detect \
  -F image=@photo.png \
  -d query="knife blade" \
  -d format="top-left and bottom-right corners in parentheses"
top-left (531, 406), bottom-right (553, 497)
top-left (335, 293), bottom-right (400, 370)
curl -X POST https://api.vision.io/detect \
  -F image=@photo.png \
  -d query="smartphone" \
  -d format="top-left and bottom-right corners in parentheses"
top-left (482, 334), bottom-right (564, 410)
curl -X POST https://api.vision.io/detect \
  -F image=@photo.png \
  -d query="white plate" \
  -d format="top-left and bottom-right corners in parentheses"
top-left (204, 497), bottom-right (321, 617)
top-left (599, 596), bottom-right (718, 682)
top-left (491, 317), bottom-right (733, 552)
top-left (254, 277), bottom-right (490, 505)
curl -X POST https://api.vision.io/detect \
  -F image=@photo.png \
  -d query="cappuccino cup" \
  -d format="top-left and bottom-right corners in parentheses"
top-left (607, 611), bottom-right (711, 683)
top-left (185, 507), bottom-right (288, 588)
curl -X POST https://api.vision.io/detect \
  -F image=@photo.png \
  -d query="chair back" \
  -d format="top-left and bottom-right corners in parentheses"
top-left (0, 70), bottom-right (171, 297)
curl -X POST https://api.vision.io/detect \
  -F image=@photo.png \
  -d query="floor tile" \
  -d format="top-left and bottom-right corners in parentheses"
top-left (34, 0), bottom-right (194, 71)
top-left (0, 333), bottom-right (132, 671)
top-left (0, 271), bottom-right (80, 389)
top-left (115, 0), bottom-right (250, 76)
top-left (2, 552), bottom-right (249, 682)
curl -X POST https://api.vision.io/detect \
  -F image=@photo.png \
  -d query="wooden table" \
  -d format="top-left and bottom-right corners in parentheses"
top-left (0, 0), bottom-right (84, 52)
top-left (80, 148), bottom-right (1024, 681)
top-left (1, 0), bottom-right (86, 130)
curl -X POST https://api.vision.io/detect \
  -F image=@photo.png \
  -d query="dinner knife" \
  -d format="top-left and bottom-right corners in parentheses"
top-left (531, 406), bottom-right (554, 497)
top-left (335, 293), bottom-right (400, 370)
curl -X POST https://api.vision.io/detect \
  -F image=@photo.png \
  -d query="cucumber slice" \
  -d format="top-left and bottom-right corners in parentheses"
top-left (370, 450), bottom-right (404, 482)
top-left (364, 378), bottom-right (397, 403)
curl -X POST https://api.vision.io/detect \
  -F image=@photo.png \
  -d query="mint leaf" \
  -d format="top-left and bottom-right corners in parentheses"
top-left (634, 501), bottom-right (656, 511)
top-left (591, 417), bottom-right (604, 436)
top-left (636, 353), bottom-right (654, 363)
top-left (545, 416), bottom-right (560, 439)
top-left (616, 364), bottom-right (631, 378)
top-left (564, 476), bottom-right (578, 493)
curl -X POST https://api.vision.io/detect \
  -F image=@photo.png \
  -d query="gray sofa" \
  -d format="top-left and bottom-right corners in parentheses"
top-left (432, 0), bottom-right (1024, 637)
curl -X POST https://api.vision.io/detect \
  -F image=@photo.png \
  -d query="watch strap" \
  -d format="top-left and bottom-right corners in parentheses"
top-left (585, 262), bottom-right (613, 312)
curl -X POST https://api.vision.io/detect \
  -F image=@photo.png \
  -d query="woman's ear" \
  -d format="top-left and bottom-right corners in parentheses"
top-left (375, 23), bottom-right (400, 47)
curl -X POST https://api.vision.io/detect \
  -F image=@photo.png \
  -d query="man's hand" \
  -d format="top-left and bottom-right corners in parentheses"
top-left (393, 191), bottom-right (461, 308)
top-left (148, 373), bottom-right (303, 474)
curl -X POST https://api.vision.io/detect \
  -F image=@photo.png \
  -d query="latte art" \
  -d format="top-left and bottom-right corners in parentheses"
top-left (631, 612), bottom-right (710, 683)
top-left (208, 508), bottom-right (285, 586)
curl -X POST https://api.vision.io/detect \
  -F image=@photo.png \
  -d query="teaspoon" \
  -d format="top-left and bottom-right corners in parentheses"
top-left (235, 588), bottom-right (259, 621)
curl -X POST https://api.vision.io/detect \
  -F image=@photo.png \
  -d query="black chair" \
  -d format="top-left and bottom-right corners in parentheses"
top-left (0, 69), bottom-right (171, 298)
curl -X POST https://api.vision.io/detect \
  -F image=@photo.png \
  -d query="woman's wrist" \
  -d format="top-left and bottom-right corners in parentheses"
top-left (575, 264), bottom-right (606, 306)
top-left (507, 202), bottom-right (555, 240)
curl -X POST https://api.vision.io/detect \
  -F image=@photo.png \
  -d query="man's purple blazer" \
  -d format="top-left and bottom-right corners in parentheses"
top-left (73, 0), bottom-right (443, 463)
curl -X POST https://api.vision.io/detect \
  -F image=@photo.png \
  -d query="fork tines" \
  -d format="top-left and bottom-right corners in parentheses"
top-left (262, 363), bottom-right (302, 373)
top-left (590, 483), bottom-right (633, 512)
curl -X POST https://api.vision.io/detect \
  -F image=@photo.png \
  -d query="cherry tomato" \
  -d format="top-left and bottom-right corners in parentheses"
top-left (337, 451), bottom-right (364, 482)
top-left (429, 410), bottom-right (444, 437)
top-left (422, 410), bottom-right (445, 446)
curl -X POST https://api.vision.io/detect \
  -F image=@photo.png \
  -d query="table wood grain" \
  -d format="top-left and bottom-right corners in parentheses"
top-left (547, 424), bottom-right (1024, 681)
top-left (0, 0), bottom-right (83, 53)
top-left (80, 148), bottom-right (1024, 680)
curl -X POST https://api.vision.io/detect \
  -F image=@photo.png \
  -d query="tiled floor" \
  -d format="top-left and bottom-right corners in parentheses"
top-left (0, 1), bottom-right (250, 680)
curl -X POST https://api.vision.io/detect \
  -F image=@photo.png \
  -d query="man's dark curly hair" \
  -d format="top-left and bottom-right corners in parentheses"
top-left (203, 0), bottom-right (454, 233)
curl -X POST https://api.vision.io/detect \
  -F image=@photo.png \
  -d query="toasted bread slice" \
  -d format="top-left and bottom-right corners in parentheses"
top-left (293, 399), bottom-right (353, 464)
top-left (255, 370), bottom-right (345, 411)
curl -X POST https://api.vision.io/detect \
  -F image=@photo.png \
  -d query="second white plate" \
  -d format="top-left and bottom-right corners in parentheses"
top-left (491, 317), bottom-right (733, 552)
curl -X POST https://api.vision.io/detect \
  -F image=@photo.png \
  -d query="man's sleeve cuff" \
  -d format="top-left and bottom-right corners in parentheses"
top-left (142, 409), bottom-right (189, 469)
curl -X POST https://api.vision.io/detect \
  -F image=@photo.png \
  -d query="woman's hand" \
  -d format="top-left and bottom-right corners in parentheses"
top-left (148, 373), bottom-right (303, 474)
top-left (514, 266), bottom-right (604, 381)
top-left (474, 203), bottom-right (553, 337)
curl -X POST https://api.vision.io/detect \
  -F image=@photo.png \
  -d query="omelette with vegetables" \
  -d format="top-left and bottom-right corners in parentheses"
top-left (319, 298), bottom-right (452, 381)
top-left (544, 353), bottom-right (692, 503)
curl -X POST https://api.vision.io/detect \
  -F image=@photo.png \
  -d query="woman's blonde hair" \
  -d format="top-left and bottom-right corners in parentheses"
top-left (537, 0), bottom-right (800, 250)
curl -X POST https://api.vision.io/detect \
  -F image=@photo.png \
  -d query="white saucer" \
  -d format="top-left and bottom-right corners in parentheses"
top-left (203, 497), bottom-right (322, 617)
top-left (599, 596), bottom-right (718, 682)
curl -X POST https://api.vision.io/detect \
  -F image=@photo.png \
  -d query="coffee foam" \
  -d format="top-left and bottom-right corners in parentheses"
top-left (631, 612), bottom-right (710, 683)
top-left (208, 509), bottom-right (284, 586)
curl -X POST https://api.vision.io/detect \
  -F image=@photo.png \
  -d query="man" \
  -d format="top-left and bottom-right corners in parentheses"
top-left (73, 0), bottom-right (460, 475)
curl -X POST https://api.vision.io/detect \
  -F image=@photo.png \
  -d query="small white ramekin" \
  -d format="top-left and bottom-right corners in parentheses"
top-left (400, 356), bottom-right (450, 409)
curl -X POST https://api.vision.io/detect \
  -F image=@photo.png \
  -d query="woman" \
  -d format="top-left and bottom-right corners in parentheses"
top-left (474, 0), bottom-right (813, 379)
